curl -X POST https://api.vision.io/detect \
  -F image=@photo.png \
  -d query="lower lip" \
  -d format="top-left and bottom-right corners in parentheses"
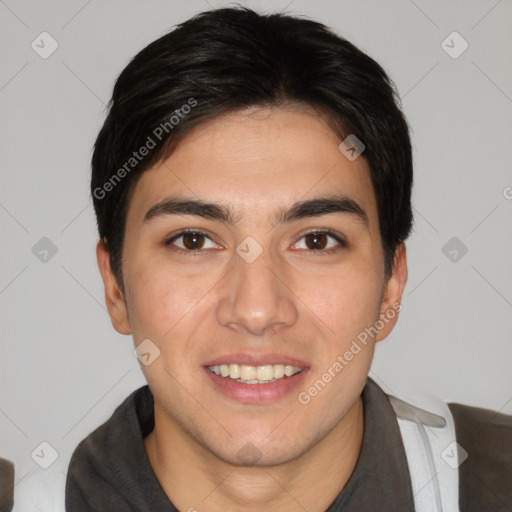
top-left (203, 367), bottom-right (310, 404)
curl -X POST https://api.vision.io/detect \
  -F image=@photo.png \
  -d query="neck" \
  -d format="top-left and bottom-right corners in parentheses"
top-left (144, 396), bottom-right (364, 512)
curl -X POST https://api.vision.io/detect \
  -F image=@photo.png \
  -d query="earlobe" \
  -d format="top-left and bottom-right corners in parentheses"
top-left (96, 239), bottom-right (132, 335)
top-left (375, 243), bottom-right (408, 342)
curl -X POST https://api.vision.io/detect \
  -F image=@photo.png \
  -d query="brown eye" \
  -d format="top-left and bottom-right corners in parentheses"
top-left (165, 230), bottom-right (218, 253)
top-left (293, 230), bottom-right (346, 254)
top-left (304, 232), bottom-right (328, 250)
top-left (181, 232), bottom-right (205, 250)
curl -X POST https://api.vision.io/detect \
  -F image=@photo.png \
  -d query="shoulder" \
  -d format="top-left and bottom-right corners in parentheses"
top-left (68, 386), bottom-right (146, 467)
top-left (65, 386), bottom-right (153, 510)
top-left (448, 402), bottom-right (512, 510)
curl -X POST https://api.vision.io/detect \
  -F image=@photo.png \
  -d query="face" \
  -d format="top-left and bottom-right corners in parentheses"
top-left (98, 105), bottom-right (407, 467)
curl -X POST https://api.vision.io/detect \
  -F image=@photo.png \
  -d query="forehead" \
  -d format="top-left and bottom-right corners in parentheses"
top-left (126, 106), bottom-right (378, 230)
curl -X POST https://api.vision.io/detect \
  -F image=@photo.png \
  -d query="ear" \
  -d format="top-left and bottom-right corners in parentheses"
top-left (375, 243), bottom-right (408, 342)
top-left (96, 239), bottom-right (132, 335)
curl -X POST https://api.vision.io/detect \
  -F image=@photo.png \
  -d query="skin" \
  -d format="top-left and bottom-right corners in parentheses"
top-left (97, 105), bottom-right (408, 511)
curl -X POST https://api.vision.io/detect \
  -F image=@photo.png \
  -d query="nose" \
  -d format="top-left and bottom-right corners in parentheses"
top-left (216, 242), bottom-right (298, 336)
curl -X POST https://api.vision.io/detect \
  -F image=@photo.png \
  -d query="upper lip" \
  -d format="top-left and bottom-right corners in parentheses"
top-left (203, 352), bottom-right (310, 368)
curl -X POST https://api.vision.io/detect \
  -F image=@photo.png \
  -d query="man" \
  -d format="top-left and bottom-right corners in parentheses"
top-left (66, 6), bottom-right (512, 511)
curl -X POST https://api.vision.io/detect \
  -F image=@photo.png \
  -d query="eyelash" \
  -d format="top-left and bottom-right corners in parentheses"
top-left (164, 228), bottom-right (347, 256)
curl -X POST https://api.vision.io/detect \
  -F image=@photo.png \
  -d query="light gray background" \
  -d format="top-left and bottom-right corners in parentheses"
top-left (1, 0), bottom-right (511, 508)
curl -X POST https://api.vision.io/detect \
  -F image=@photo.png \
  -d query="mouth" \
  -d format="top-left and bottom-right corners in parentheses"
top-left (202, 355), bottom-right (310, 404)
top-left (206, 363), bottom-right (303, 384)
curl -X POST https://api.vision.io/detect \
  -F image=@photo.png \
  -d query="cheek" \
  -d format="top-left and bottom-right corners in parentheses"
top-left (125, 257), bottom-right (206, 341)
top-left (306, 266), bottom-right (382, 344)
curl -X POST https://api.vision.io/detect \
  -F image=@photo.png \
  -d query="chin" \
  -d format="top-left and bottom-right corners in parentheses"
top-left (203, 430), bottom-right (316, 469)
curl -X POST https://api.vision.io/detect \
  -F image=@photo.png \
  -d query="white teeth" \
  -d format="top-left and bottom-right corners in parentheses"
top-left (208, 363), bottom-right (303, 383)
top-left (240, 365), bottom-right (257, 381)
top-left (274, 365), bottom-right (285, 379)
top-left (284, 365), bottom-right (295, 377)
top-left (228, 363), bottom-right (239, 379)
top-left (256, 365), bottom-right (273, 381)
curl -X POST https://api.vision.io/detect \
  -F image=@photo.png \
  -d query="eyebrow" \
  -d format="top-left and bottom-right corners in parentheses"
top-left (143, 194), bottom-right (369, 227)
